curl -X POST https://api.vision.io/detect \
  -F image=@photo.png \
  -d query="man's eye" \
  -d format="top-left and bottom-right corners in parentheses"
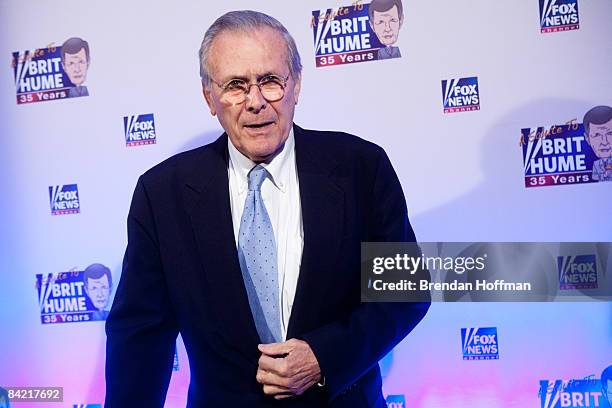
top-left (260, 76), bottom-right (282, 86)
top-left (226, 80), bottom-right (247, 90)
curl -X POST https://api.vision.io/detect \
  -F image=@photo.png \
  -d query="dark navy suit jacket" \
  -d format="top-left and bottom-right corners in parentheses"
top-left (105, 124), bottom-right (430, 407)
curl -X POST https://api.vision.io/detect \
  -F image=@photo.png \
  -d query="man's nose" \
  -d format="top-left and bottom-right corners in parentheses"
top-left (245, 85), bottom-right (267, 112)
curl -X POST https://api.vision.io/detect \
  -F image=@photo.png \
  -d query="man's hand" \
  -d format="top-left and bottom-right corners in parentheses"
top-left (256, 338), bottom-right (322, 400)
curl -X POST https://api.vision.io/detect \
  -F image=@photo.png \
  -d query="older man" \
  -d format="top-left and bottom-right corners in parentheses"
top-left (105, 10), bottom-right (429, 408)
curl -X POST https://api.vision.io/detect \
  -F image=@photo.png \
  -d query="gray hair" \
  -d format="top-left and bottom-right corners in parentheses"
top-left (198, 10), bottom-right (302, 86)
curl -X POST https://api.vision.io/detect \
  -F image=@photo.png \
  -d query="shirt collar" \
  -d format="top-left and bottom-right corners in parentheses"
top-left (227, 128), bottom-right (294, 194)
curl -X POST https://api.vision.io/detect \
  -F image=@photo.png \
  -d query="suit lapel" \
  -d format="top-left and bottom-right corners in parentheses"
top-left (287, 125), bottom-right (345, 338)
top-left (182, 135), bottom-right (261, 353)
top-left (181, 127), bottom-right (346, 346)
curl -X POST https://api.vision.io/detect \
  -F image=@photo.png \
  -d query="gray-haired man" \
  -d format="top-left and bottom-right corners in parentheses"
top-left (105, 9), bottom-right (429, 408)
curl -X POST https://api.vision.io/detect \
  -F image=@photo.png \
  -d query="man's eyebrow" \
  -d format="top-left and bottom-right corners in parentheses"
top-left (258, 72), bottom-right (281, 79)
top-left (219, 74), bottom-right (249, 83)
top-left (220, 72), bottom-right (283, 83)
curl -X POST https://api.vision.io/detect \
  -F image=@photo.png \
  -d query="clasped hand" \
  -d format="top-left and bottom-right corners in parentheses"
top-left (256, 338), bottom-right (322, 400)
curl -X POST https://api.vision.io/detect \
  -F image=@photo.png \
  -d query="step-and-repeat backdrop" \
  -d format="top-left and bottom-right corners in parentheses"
top-left (1, 0), bottom-right (610, 407)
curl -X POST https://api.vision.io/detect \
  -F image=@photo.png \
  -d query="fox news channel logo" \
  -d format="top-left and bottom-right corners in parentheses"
top-left (539, 0), bottom-right (579, 33)
top-left (36, 264), bottom-right (113, 324)
top-left (441, 77), bottom-right (480, 113)
top-left (12, 37), bottom-right (91, 104)
top-left (386, 395), bottom-right (406, 408)
top-left (312, 0), bottom-right (401, 68)
top-left (539, 378), bottom-right (611, 408)
top-left (124, 113), bottom-right (157, 146)
top-left (461, 327), bottom-right (499, 360)
top-left (49, 184), bottom-right (80, 215)
top-left (558, 255), bottom-right (598, 290)
top-left (520, 122), bottom-right (599, 188)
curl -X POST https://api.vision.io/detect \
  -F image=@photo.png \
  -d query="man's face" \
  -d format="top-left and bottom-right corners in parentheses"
top-left (203, 27), bottom-right (301, 162)
top-left (370, 6), bottom-right (402, 46)
top-left (62, 48), bottom-right (89, 86)
top-left (85, 275), bottom-right (110, 310)
top-left (586, 118), bottom-right (612, 159)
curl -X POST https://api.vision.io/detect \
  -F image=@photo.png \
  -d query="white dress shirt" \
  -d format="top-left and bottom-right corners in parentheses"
top-left (227, 129), bottom-right (303, 341)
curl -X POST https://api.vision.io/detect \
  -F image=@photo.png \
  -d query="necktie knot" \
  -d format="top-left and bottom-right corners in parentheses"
top-left (248, 165), bottom-right (268, 191)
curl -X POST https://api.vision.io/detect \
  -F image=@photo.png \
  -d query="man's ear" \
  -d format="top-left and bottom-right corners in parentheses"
top-left (293, 73), bottom-right (302, 106)
top-left (202, 83), bottom-right (216, 116)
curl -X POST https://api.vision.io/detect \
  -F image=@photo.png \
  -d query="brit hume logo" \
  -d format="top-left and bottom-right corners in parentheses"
top-left (124, 113), bottom-right (156, 146)
top-left (539, 378), bottom-right (607, 408)
top-left (12, 37), bottom-right (92, 104)
top-left (558, 255), bottom-right (597, 290)
top-left (461, 327), bottom-right (499, 360)
top-left (386, 395), bottom-right (406, 407)
top-left (520, 122), bottom-right (598, 188)
top-left (442, 77), bottom-right (480, 113)
top-left (49, 184), bottom-right (80, 215)
top-left (539, 0), bottom-right (579, 33)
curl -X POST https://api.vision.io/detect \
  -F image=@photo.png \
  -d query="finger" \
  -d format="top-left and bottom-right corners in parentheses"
top-left (258, 341), bottom-right (292, 356)
top-left (258, 354), bottom-right (284, 373)
top-left (262, 383), bottom-right (292, 396)
top-left (257, 368), bottom-right (289, 387)
top-left (274, 393), bottom-right (295, 400)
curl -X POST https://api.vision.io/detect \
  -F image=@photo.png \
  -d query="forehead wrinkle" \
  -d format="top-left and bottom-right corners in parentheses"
top-left (208, 27), bottom-right (288, 82)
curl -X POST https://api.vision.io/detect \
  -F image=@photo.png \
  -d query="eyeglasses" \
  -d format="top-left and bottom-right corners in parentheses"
top-left (211, 74), bottom-right (290, 105)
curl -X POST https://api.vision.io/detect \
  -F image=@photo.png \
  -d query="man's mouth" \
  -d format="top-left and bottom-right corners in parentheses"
top-left (244, 121), bottom-right (275, 129)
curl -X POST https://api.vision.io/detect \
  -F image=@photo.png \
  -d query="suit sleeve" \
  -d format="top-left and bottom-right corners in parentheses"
top-left (105, 176), bottom-right (179, 407)
top-left (301, 146), bottom-right (431, 401)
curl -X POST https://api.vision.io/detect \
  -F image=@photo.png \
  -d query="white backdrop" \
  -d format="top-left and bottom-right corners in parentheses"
top-left (1, 0), bottom-right (610, 407)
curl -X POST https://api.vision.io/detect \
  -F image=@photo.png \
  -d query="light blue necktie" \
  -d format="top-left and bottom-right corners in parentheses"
top-left (237, 165), bottom-right (281, 343)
